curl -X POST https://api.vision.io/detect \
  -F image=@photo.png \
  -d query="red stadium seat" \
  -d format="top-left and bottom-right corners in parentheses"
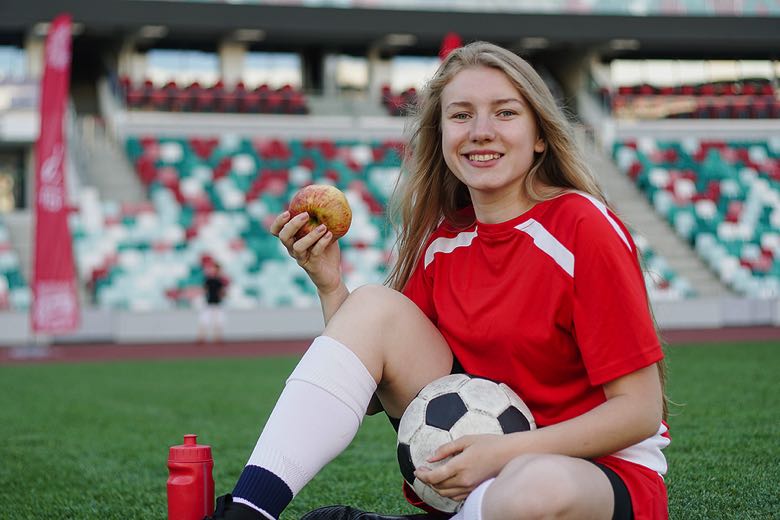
top-left (266, 90), bottom-right (284, 114)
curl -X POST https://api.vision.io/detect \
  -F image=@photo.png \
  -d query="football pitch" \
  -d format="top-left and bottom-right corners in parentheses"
top-left (1, 340), bottom-right (778, 519)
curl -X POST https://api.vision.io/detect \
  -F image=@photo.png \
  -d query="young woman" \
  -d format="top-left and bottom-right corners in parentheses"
top-left (206, 41), bottom-right (669, 520)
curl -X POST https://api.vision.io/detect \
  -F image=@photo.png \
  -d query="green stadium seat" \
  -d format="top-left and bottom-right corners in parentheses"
top-left (614, 138), bottom-right (780, 297)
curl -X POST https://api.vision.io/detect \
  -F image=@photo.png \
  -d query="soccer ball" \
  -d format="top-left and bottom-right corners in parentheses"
top-left (396, 374), bottom-right (536, 513)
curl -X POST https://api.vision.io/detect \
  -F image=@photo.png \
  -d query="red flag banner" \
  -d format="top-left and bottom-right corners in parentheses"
top-left (31, 14), bottom-right (79, 333)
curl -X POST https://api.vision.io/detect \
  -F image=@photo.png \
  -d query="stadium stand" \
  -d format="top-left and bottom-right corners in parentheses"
top-left (2, 0), bottom-right (780, 342)
top-left (0, 218), bottom-right (30, 311)
top-left (71, 132), bottom-right (692, 310)
top-left (598, 80), bottom-right (779, 120)
top-left (614, 137), bottom-right (780, 298)
top-left (381, 84), bottom-right (417, 116)
top-left (118, 76), bottom-right (309, 115)
top-left (71, 136), bottom-right (402, 310)
top-left (635, 232), bottom-right (696, 300)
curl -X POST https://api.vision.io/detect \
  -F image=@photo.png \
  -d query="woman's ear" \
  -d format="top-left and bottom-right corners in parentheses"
top-left (534, 138), bottom-right (546, 153)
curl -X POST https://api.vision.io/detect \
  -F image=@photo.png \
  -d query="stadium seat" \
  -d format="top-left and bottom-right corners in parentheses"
top-left (71, 136), bottom-right (409, 309)
top-left (70, 134), bottom-right (713, 310)
top-left (0, 219), bottom-right (31, 311)
top-left (614, 138), bottom-right (780, 297)
top-left (115, 76), bottom-right (309, 115)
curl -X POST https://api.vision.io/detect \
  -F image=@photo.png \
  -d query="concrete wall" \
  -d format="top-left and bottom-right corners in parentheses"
top-left (0, 297), bottom-right (777, 347)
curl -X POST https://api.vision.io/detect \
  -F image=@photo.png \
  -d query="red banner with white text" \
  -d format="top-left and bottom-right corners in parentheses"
top-left (31, 14), bottom-right (79, 333)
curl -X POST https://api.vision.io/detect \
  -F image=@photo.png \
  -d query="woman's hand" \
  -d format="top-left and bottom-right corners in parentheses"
top-left (269, 210), bottom-right (343, 295)
top-left (414, 434), bottom-right (512, 502)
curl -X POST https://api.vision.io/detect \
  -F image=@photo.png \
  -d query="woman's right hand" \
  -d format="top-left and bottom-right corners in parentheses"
top-left (269, 210), bottom-right (344, 295)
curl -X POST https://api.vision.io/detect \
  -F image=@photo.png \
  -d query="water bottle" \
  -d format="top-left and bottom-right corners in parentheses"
top-left (167, 434), bottom-right (215, 520)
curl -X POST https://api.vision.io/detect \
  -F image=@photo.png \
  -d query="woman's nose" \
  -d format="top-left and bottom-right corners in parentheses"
top-left (470, 114), bottom-right (495, 142)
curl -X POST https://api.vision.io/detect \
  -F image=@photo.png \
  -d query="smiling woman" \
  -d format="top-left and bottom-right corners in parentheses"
top-left (207, 42), bottom-right (669, 520)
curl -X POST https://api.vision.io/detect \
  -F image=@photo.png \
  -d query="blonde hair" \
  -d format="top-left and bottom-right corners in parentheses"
top-left (385, 41), bottom-right (668, 419)
top-left (387, 41), bottom-right (604, 291)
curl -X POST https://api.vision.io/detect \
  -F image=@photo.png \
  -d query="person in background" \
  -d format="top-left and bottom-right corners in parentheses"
top-left (198, 261), bottom-right (228, 343)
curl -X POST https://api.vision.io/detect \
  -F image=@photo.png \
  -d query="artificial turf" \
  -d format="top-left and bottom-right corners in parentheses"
top-left (0, 340), bottom-right (777, 519)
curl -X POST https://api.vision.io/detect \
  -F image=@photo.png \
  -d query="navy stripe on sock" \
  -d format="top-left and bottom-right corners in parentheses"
top-left (233, 465), bottom-right (293, 519)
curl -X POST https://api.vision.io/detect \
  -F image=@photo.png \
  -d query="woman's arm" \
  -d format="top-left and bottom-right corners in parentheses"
top-left (415, 362), bottom-right (663, 496)
top-left (317, 282), bottom-right (350, 325)
top-left (507, 362), bottom-right (663, 458)
top-left (269, 210), bottom-right (349, 325)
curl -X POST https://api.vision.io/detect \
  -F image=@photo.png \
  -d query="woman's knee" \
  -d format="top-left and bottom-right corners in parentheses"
top-left (325, 284), bottom-right (452, 416)
top-left (326, 284), bottom-right (438, 345)
top-left (484, 455), bottom-right (586, 519)
top-left (321, 285), bottom-right (399, 376)
top-left (327, 285), bottom-right (399, 332)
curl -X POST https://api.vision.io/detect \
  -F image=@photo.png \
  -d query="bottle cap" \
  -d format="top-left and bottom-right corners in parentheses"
top-left (169, 434), bottom-right (212, 463)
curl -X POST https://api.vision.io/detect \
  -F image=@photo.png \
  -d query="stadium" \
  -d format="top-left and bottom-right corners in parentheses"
top-left (1, 1), bottom-right (779, 519)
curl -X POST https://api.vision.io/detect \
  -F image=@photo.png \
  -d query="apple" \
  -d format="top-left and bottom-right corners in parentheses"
top-left (288, 184), bottom-right (352, 240)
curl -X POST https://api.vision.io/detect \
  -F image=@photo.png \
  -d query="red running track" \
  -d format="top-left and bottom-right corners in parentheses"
top-left (1, 327), bottom-right (779, 365)
top-left (0, 339), bottom-right (312, 365)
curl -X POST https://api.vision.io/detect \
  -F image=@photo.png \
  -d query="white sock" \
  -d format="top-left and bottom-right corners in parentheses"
top-left (233, 336), bottom-right (377, 518)
top-left (451, 478), bottom-right (494, 520)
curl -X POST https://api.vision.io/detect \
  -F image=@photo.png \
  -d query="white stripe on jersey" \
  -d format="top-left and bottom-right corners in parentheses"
top-left (423, 194), bottom-right (629, 276)
top-left (572, 191), bottom-right (632, 252)
top-left (612, 423), bottom-right (670, 476)
top-left (424, 230), bottom-right (478, 268)
top-left (515, 219), bottom-right (575, 277)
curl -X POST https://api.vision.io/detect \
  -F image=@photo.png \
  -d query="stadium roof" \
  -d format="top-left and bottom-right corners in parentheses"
top-left (145, 0), bottom-right (780, 18)
top-left (1, 0), bottom-right (779, 59)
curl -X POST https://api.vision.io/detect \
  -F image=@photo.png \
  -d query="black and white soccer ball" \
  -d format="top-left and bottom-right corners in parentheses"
top-left (396, 373), bottom-right (536, 513)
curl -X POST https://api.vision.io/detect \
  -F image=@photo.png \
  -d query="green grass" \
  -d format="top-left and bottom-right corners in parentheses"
top-left (1, 341), bottom-right (778, 519)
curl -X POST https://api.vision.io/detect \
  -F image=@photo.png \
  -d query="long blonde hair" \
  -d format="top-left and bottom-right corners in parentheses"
top-left (385, 41), bottom-right (669, 419)
top-left (387, 41), bottom-right (604, 291)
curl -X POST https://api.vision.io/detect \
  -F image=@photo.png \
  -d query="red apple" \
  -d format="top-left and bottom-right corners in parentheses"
top-left (288, 184), bottom-right (352, 240)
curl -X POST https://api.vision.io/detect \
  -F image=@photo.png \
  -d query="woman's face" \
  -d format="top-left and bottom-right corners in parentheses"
top-left (440, 65), bottom-right (545, 212)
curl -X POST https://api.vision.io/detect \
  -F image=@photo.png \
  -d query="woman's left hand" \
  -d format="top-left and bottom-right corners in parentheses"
top-left (413, 434), bottom-right (511, 502)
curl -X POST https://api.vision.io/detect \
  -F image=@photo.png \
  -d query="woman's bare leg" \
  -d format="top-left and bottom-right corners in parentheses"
top-left (324, 284), bottom-right (454, 417)
top-left (231, 284), bottom-right (453, 519)
top-left (482, 454), bottom-right (614, 520)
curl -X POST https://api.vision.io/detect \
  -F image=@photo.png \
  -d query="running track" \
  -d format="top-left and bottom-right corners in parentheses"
top-left (1, 327), bottom-right (779, 365)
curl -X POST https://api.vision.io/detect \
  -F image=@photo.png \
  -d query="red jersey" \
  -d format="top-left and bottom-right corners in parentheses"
top-left (402, 191), bottom-right (669, 517)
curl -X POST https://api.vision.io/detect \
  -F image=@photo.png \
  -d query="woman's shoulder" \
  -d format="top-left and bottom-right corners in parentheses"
top-left (547, 191), bottom-right (634, 251)
top-left (545, 190), bottom-right (604, 212)
top-left (542, 191), bottom-right (619, 224)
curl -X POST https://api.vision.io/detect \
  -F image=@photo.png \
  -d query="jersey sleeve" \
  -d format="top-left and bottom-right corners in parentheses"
top-left (572, 209), bottom-right (663, 386)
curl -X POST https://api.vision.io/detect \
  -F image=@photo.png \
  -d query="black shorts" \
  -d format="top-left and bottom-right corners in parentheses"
top-left (393, 356), bottom-right (634, 519)
top-left (593, 461), bottom-right (634, 520)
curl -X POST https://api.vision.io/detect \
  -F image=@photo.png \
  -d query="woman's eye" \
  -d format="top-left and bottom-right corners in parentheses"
top-left (452, 113), bottom-right (470, 120)
top-left (498, 110), bottom-right (516, 117)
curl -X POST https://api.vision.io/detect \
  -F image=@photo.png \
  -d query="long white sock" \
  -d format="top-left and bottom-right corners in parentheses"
top-left (232, 336), bottom-right (377, 519)
top-left (451, 478), bottom-right (494, 520)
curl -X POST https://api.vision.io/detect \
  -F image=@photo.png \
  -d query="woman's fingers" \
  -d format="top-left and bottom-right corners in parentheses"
top-left (435, 486), bottom-right (471, 499)
top-left (415, 465), bottom-right (449, 486)
top-left (276, 212), bottom-right (309, 247)
top-left (292, 224), bottom-right (329, 255)
top-left (417, 467), bottom-right (472, 498)
top-left (270, 211), bottom-right (334, 268)
top-left (269, 210), bottom-right (291, 236)
top-left (428, 438), bottom-right (464, 462)
top-left (310, 230), bottom-right (334, 256)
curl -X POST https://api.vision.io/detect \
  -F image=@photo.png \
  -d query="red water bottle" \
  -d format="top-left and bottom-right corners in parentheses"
top-left (167, 434), bottom-right (215, 520)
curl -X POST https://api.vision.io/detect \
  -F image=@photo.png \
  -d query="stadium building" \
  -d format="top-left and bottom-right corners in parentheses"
top-left (1, 0), bottom-right (780, 345)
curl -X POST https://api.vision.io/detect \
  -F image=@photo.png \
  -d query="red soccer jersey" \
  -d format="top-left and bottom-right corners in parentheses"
top-left (402, 191), bottom-right (669, 517)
